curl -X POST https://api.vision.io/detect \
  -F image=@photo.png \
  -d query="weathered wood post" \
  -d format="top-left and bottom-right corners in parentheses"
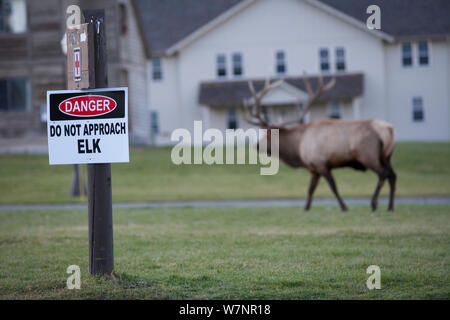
top-left (83, 9), bottom-right (114, 275)
top-left (66, 8), bottom-right (113, 275)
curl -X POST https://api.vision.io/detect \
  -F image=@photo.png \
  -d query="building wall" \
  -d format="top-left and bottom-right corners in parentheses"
top-left (81, 0), bottom-right (150, 144)
top-left (385, 40), bottom-right (450, 141)
top-left (117, 0), bottom-right (150, 144)
top-left (0, 0), bottom-right (67, 138)
top-left (149, 0), bottom-right (388, 145)
top-left (0, 0), bottom-right (150, 144)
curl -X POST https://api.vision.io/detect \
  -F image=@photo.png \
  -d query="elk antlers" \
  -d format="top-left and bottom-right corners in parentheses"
top-left (243, 72), bottom-right (336, 128)
top-left (243, 77), bottom-right (283, 127)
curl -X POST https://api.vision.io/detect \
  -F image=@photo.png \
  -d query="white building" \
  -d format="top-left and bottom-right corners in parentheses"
top-left (133, 0), bottom-right (450, 144)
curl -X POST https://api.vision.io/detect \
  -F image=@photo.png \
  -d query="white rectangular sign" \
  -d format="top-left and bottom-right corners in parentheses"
top-left (47, 87), bottom-right (129, 165)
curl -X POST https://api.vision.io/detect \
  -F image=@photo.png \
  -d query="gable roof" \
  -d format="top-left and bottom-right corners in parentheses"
top-left (133, 0), bottom-right (245, 55)
top-left (319, 0), bottom-right (450, 40)
top-left (199, 73), bottom-right (364, 107)
top-left (134, 0), bottom-right (450, 56)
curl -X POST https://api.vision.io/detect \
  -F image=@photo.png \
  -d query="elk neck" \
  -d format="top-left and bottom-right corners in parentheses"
top-left (270, 124), bottom-right (307, 168)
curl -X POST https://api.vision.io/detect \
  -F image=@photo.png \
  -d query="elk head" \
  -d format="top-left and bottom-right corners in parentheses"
top-left (243, 72), bottom-right (336, 156)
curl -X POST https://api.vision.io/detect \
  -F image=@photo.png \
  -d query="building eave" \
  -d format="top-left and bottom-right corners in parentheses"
top-left (164, 0), bottom-right (257, 56)
top-left (304, 0), bottom-right (395, 43)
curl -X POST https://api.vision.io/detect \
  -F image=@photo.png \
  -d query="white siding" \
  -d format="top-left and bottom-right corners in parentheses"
top-left (385, 40), bottom-right (450, 141)
top-left (117, 0), bottom-right (150, 144)
top-left (147, 0), bottom-right (450, 144)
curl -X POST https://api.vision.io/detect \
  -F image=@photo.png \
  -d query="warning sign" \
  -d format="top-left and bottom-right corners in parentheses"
top-left (47, 87), bottom-right (129, 165)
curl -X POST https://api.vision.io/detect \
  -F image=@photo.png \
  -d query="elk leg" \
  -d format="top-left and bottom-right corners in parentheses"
top-left (371, 171), bottom-right (388, 211)
top-left (387, 171), bottom-right (396, 211)
top-left (382, 154), bottom-right (397, 211)
top-left (322, 170), bottom-right (348, 211)
top-left (305, 173), bottom-right (320, 211)
top-left (386, 161), bottom-right (397, 211)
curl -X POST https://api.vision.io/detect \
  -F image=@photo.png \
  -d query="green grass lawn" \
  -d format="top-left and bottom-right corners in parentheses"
top-left (0, 142), bottom-right (449, 204)
top-left (0, 205), bottom-right (448, 299)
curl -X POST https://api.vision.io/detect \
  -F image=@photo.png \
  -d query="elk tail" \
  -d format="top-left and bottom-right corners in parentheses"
top-left (384, 125), bottom-right (395, 159)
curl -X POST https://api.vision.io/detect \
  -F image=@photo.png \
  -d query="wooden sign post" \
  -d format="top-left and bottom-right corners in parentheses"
top-left (84, 9), bottom-right (114, 276)
top-left (65, 9), bottom-right (114, 276)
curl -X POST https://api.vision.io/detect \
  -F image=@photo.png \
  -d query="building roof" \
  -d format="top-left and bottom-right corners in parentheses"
top-left (319, 0), bottom-right (450, 40)
top-left (133, 0), bottom-right (244, 55)
top-left (133, 0), bottom-right (450, 56)
top-left (199, 73), bottom-right (364, 107)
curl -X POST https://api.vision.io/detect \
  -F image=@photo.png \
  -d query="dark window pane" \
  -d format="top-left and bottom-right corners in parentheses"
top-left (402, 43), bottom-right (412, 66)
top-left (9, 78), bottom-right (28, 111)
top-left (276, 51), bottom-right (286, 74)
top-left (0, 0), bottom-right (4, 32)
top-left (418, 42), bottom-right (429, 66)
top-left (320, 49), bottom-right (329, 71)
top-left (150, 111), bottom-right (159, 134)
top-left (329, 101), bottom-right (341, 119)
top-left (232, 53), bottom-right (242, 76)
top-left (412, 97), bottom-right (424, 122)
top-left (217, 54), bottom-right (226, 78)
top-left (0, 80), bottom-right (7, 111)
top-left (153, 71), bottom-right (161, 80)
top-left (413, 110), bottom-right (424, 121)
top-left (336, 62), bottom-right (345, 71)
top-left (419, 56), bottom-right (428, 65)
top-left (227, 108), bottom-right (237, 129)
top-left (403, 57), bottom-right (412, 66)
top-left (335, 47), bottom-right (345, 71)
top-left (152, 58), bottom-right (162, 80)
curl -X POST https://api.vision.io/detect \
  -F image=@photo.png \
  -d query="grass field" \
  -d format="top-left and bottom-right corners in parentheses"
top-left (0, 142), bottom-right (449, 204)
top-left (0, 205), bottom-right (448, 299)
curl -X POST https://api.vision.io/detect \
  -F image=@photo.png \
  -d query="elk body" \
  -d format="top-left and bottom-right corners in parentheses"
top-left (244, 74), bottom-right (397, 211)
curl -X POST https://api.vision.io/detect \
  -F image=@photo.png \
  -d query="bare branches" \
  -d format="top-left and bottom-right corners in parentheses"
top-left (242, 76), bottom-right (283, 127)
top-left (242, 72), bottom-right (336, 128)
top-left (296, 72), bottom-right (336, 125)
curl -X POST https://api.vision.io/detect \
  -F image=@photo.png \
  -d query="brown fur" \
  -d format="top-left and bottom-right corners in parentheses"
top-left (264, 118), bottom-right (397, 211)
top-left (246, 74), bottom-right (396, 211)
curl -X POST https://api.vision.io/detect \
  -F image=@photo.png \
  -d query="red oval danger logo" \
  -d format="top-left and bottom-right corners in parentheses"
top-left (58, 95), bottom-right (117, 117)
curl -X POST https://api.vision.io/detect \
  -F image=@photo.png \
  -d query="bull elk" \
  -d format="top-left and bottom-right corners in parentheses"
top-left (243, 73), bottom-right (397, 211)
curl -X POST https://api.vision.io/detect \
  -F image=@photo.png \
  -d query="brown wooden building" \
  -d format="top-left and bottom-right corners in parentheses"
top-left (0, 0), bottom-right (150, 143)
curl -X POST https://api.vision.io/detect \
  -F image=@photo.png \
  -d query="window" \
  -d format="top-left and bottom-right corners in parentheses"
top-left (328, 101), bottom-right (341, 119)
top-left (150, 111), bottom-right (159, 135)
top-left (232, 53), bottom-right (243, 77)
top-left (0, 78), bottom-right (30, 112)
top-left (262, 106), bottom-right (270, 122)
top-left (319, 48), bottom-right (329, 72)
top-left (418, 42), bottom-right (429, 66)
top-left (335, 47), bottom-right (346, 72)
top-left (412, 97), bottom-right (424, 122)
top-left (275, 51), bottom-right (286, 75)
top-left (402, 43), bottom-right (413, 67)
top-left (152, 58), bottom-right (162, 81)
top-left (217, 54), bottom-right (227, 78)
top-left (0, 0), bottom-right (27, 33)
top-left (227, 108), bottom-right (237, 129)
